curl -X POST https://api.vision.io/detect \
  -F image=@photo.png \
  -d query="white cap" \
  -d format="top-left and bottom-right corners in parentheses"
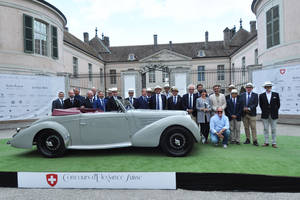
top-left (146, 88), bottom-right (152, 92)
top-left (263, 81), bottom-right (273, 87)
top-left (111, 87), bottom-right (118, 92)
top-left (171, 86), bottom-right (178, 92)
top-left (245, 82), bottom-right (254, 88)
top-left (164, 84), bottom-right (170, 88)
top-left (128, 88), bottom-right (135, 93)
top-left (228, 84), bottom-right (236, 89)
top-left (231, 89), bottom-right (238, 94)
top-left (107, 88), bottom-right (112, 93)
top-left (154, 85), bottom-right (162, 90)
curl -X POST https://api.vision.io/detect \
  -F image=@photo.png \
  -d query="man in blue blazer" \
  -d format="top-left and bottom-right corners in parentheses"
top-left (51, 91), bottom-right (65, 112)
top-left (149, 85), bottom-right (167, 110)
top-left (167, 87), bottom-right (183, 110)
top-left (73, 88), bottom-right (85, 106)
top-left (225, 89), bottom-right (242, 144)
top-left (94, 91), bottom-right (107, 111)
top-left (240, 83), bottom-right (259, 146)
top-left (136, 88), bottom-right (150, 109)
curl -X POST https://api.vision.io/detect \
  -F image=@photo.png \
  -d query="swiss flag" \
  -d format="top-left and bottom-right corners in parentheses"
top-left (280, 69), bottom-right (286, 75)
top-left (46, 174), bottom-right (58, 187)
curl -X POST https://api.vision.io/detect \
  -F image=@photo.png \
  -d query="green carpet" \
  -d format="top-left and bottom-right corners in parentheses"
top-left (1, 134), bottom-right (300, 177)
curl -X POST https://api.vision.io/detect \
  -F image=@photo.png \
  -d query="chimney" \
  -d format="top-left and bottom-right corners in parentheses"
top-left (169, 41), bottom-right (173, 50)
top-left (103, 36), bottom-right (110, 47)
top-left (153, 34), bottom-right (158, 48)
top-left (250, 21), bottom-right (257, 33)
top-left (223, 27), bottom-right (230, 48)
top-left (64, 27), bottom-right (69, 32)
top-left (83, 32), bottom-right (89, 43)
top-left (205, 31), bottom-right (209, 49)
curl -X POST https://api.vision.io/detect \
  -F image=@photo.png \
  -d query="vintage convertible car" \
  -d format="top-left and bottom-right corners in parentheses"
top-left (7, 100), bottom-right (200, 158)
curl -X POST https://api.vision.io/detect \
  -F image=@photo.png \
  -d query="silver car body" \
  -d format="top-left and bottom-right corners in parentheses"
top-left (8, 102), bottom-right (200, 150)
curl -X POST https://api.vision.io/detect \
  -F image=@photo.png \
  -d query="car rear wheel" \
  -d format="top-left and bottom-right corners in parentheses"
top-left (160, 126), bottom-right (194, 157)
top-left (37, 130), bottom-right (66, 158)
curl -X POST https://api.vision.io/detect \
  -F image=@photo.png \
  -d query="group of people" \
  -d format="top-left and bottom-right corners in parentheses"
top-left (52, 81), bottom-right (280, 149)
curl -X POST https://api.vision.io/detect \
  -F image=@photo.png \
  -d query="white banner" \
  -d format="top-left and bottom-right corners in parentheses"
top-left (18, 172), bottom-right (176, 189)
top-left (0, 74), bottom-right (65, 121)
top-left (252, 65), bottom-right (300, 115)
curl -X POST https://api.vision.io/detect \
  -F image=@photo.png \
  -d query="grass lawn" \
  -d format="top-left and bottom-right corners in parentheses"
top-left (1, 134), bottom-right (300, 177)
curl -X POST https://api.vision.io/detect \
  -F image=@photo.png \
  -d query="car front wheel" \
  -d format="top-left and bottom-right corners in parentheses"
top-left (37, 130), bottom-right (66, 158)
top-left (160, 126), bottom-right (194, 157)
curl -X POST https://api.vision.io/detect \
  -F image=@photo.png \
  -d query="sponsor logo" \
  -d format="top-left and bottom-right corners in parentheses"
top-left (46, 174), bottom-right (58, 187)
top-left (280, 69), bottom-right (286, 75)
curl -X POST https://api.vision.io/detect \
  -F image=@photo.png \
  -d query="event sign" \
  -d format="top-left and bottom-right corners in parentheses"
top-left (252, 65), bottom-right (300, 115)
top-left (0, 74), bottom-right (65, 121)
top-left (18, 172), bottom-right (176, 189)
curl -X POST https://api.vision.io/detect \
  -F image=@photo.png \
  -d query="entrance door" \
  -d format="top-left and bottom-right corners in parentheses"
top-left (123, 74), bottom-right (136, 98)
top-left (175, 73), bottom-right (187, 96)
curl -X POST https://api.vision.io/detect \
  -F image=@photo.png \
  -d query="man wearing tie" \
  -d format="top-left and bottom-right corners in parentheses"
top-left (64, 90), bottom-right (80, 109)
top-left (91, 87), bottom-right (98, 101)
top-left (94, 91), bottom-right (107, 111)
top-left (182, 84), bottom-right (197, 121)
top-left (82, 91), bottom-right (95, 109)
top-left (136, 88), bottom-right (149, 109)
top-left (73, 88), bottom-right (85, 106)
top-left (106, 88), bottom-right (122, 111)
top-left (125, 89), bottom-right (138, 109)
top-left (225, 89), bottom-right (242, 144)
top-left (259, 81), bottom-right (280, 148)
top-left (167, 87), bottom-right (183, 110)
top-left (146, 88), bottom-right (153, 101)
top-left (163, 84), bottom-right (172, 99)
top-left (149, 85), bottom-right (167, 110)
top-left (51, 92), bottom-right (65, 112)
top-left (240, 83), bottom-right (259, 146)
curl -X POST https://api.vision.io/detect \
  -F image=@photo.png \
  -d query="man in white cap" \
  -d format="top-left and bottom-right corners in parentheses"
top-left (106, 88), bottom-right (122, 111)
top-left (167, 87), bottom-right (183, 110)
top-left (149, 85), bottom-right (167, 110)
top-left (136, 88), bottom-right (150, 109)
top-left (225, 89), bottom-right (242, 144)
top-left (146, 88), bottom-right (153, 100)
top-left (226, 84), bottom-right (236, 101)
top-left (125, 89), bottom-right (138, 108)
top-left (163, 84), bottom-right (172, 99)
top-left (105, 88), bottom-right (113, 101)
top-left (259, 81), bottom-right (280, 148)
top-left (240, 83), bottom-right (259, 146)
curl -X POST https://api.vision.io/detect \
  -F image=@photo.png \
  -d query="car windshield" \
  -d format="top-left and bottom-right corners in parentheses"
top-left (115, 99), bottom-right (135, 112)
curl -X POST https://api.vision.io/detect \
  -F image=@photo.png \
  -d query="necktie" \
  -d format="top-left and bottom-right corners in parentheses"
top-left (90, 99), bottom-right (93, 103)
top-left (130, 98), bottom-right (133, 105)
top-left (233, 98), bottom-right (236, 112)
top-left (247, 93), bottom-right (250, 106)
top-left (156, 95), bottom-right (160, 110)
top-left (173, 96), bottom-right (177, 104)
top-left (71, 99), bottom-right (74, 105)
top-left (189, 95), bottom-right (192, 108)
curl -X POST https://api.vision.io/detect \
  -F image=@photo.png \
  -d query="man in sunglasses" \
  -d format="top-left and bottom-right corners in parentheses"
top-left (210, 107), bottom-right (230, 148)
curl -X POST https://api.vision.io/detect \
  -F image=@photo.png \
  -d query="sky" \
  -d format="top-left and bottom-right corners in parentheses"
top-left (47, 0), bottom-right (256, 47)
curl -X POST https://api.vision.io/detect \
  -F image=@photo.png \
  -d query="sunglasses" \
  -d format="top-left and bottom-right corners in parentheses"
top-left (217, 111), bottom-right (223, 113)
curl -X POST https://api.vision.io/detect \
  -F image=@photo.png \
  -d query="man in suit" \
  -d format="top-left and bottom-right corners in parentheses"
top-left (163, 84), bottom-right (172, 99)
top-left (259, 81), bottom-right (280, 148)
top-left (167, 87), bottom-right (183, 110)
top-left (91, 87), bottom-right (98, 101)
top-left (182, 84), bottom-right (197, 121)
top-left (240, 82), bottom-right (259, 146)
top-left (209, 84), bottom-right (227, 115)
top-left (73, 88), bottom-right (85, 106)
top-left (146, 88), bottom-right (153, 101)
top-left (225, 84), bottom-right (236, 117)
top-left (105, 88), bottom-right (113, 101)
top-left (136, 88), bottom-right (149, 109)
top-left (94, 90), bottom-right (107, 111)
top-left (125, 89), bottom-right (138, 109)
top-left (64, 90), bottom-right (80, 109)
top-left (51, 91), bottom-right (65, 112)
top-left (149, 85), bottom-right (167, 110)
top-left (106, 88), bottom-right (122, 111)
top-left (225, 89), bottom-right (242, 144)
top-left (81, 90), bottom-right (95, 109)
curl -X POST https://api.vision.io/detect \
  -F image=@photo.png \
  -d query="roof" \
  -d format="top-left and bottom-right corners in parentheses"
top-left (89, 36), bottom-right (111, 54)
top-left (102, 41), bottom-right (234, 62)
top-left (63, 31), bottom-right (102, 61)
top-left (36, 0), bottom-right (67, 25)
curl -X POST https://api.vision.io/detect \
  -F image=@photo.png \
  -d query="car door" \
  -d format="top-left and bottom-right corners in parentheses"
top-left (79, 112), bottom-right (130, 146)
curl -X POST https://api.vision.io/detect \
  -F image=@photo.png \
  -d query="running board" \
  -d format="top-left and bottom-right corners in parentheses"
top-left (67, 142), bottom-right (132, 150)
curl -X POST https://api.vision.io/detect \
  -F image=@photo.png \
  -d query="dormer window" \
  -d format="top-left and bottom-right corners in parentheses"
top-left (197, 50), bottom-right (205, 57)
top-left (128, 53), bottom-right (135, 61)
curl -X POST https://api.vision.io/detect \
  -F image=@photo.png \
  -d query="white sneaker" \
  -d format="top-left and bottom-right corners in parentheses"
top-left (223, 144), bottom-right (228, 148)
top-left (201, 137), bottom-right (206, 144)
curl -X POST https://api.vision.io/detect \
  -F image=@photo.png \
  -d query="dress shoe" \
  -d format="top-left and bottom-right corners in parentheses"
top-left (253, 141), bottom-right (259, 146)
top-left (236, 142), bottom-right (240, 145)
top-left (272, 144), bottom-right (278, 148)
top-left (230, 141), bottom-right (236, 144)
top-left (243, 139), bottom-right (250, 144)
top-left (262, 143), bottom-right (269, 147)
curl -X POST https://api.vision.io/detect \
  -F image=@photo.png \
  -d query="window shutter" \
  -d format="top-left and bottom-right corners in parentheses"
top-left (51, 25), bottom-right (58, 59)
top-left (23, 14), bottom-right (33, 53)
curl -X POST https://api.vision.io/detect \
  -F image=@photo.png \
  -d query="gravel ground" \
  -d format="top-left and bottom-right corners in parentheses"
top-left (0, 188), bottom-right (300, 200)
